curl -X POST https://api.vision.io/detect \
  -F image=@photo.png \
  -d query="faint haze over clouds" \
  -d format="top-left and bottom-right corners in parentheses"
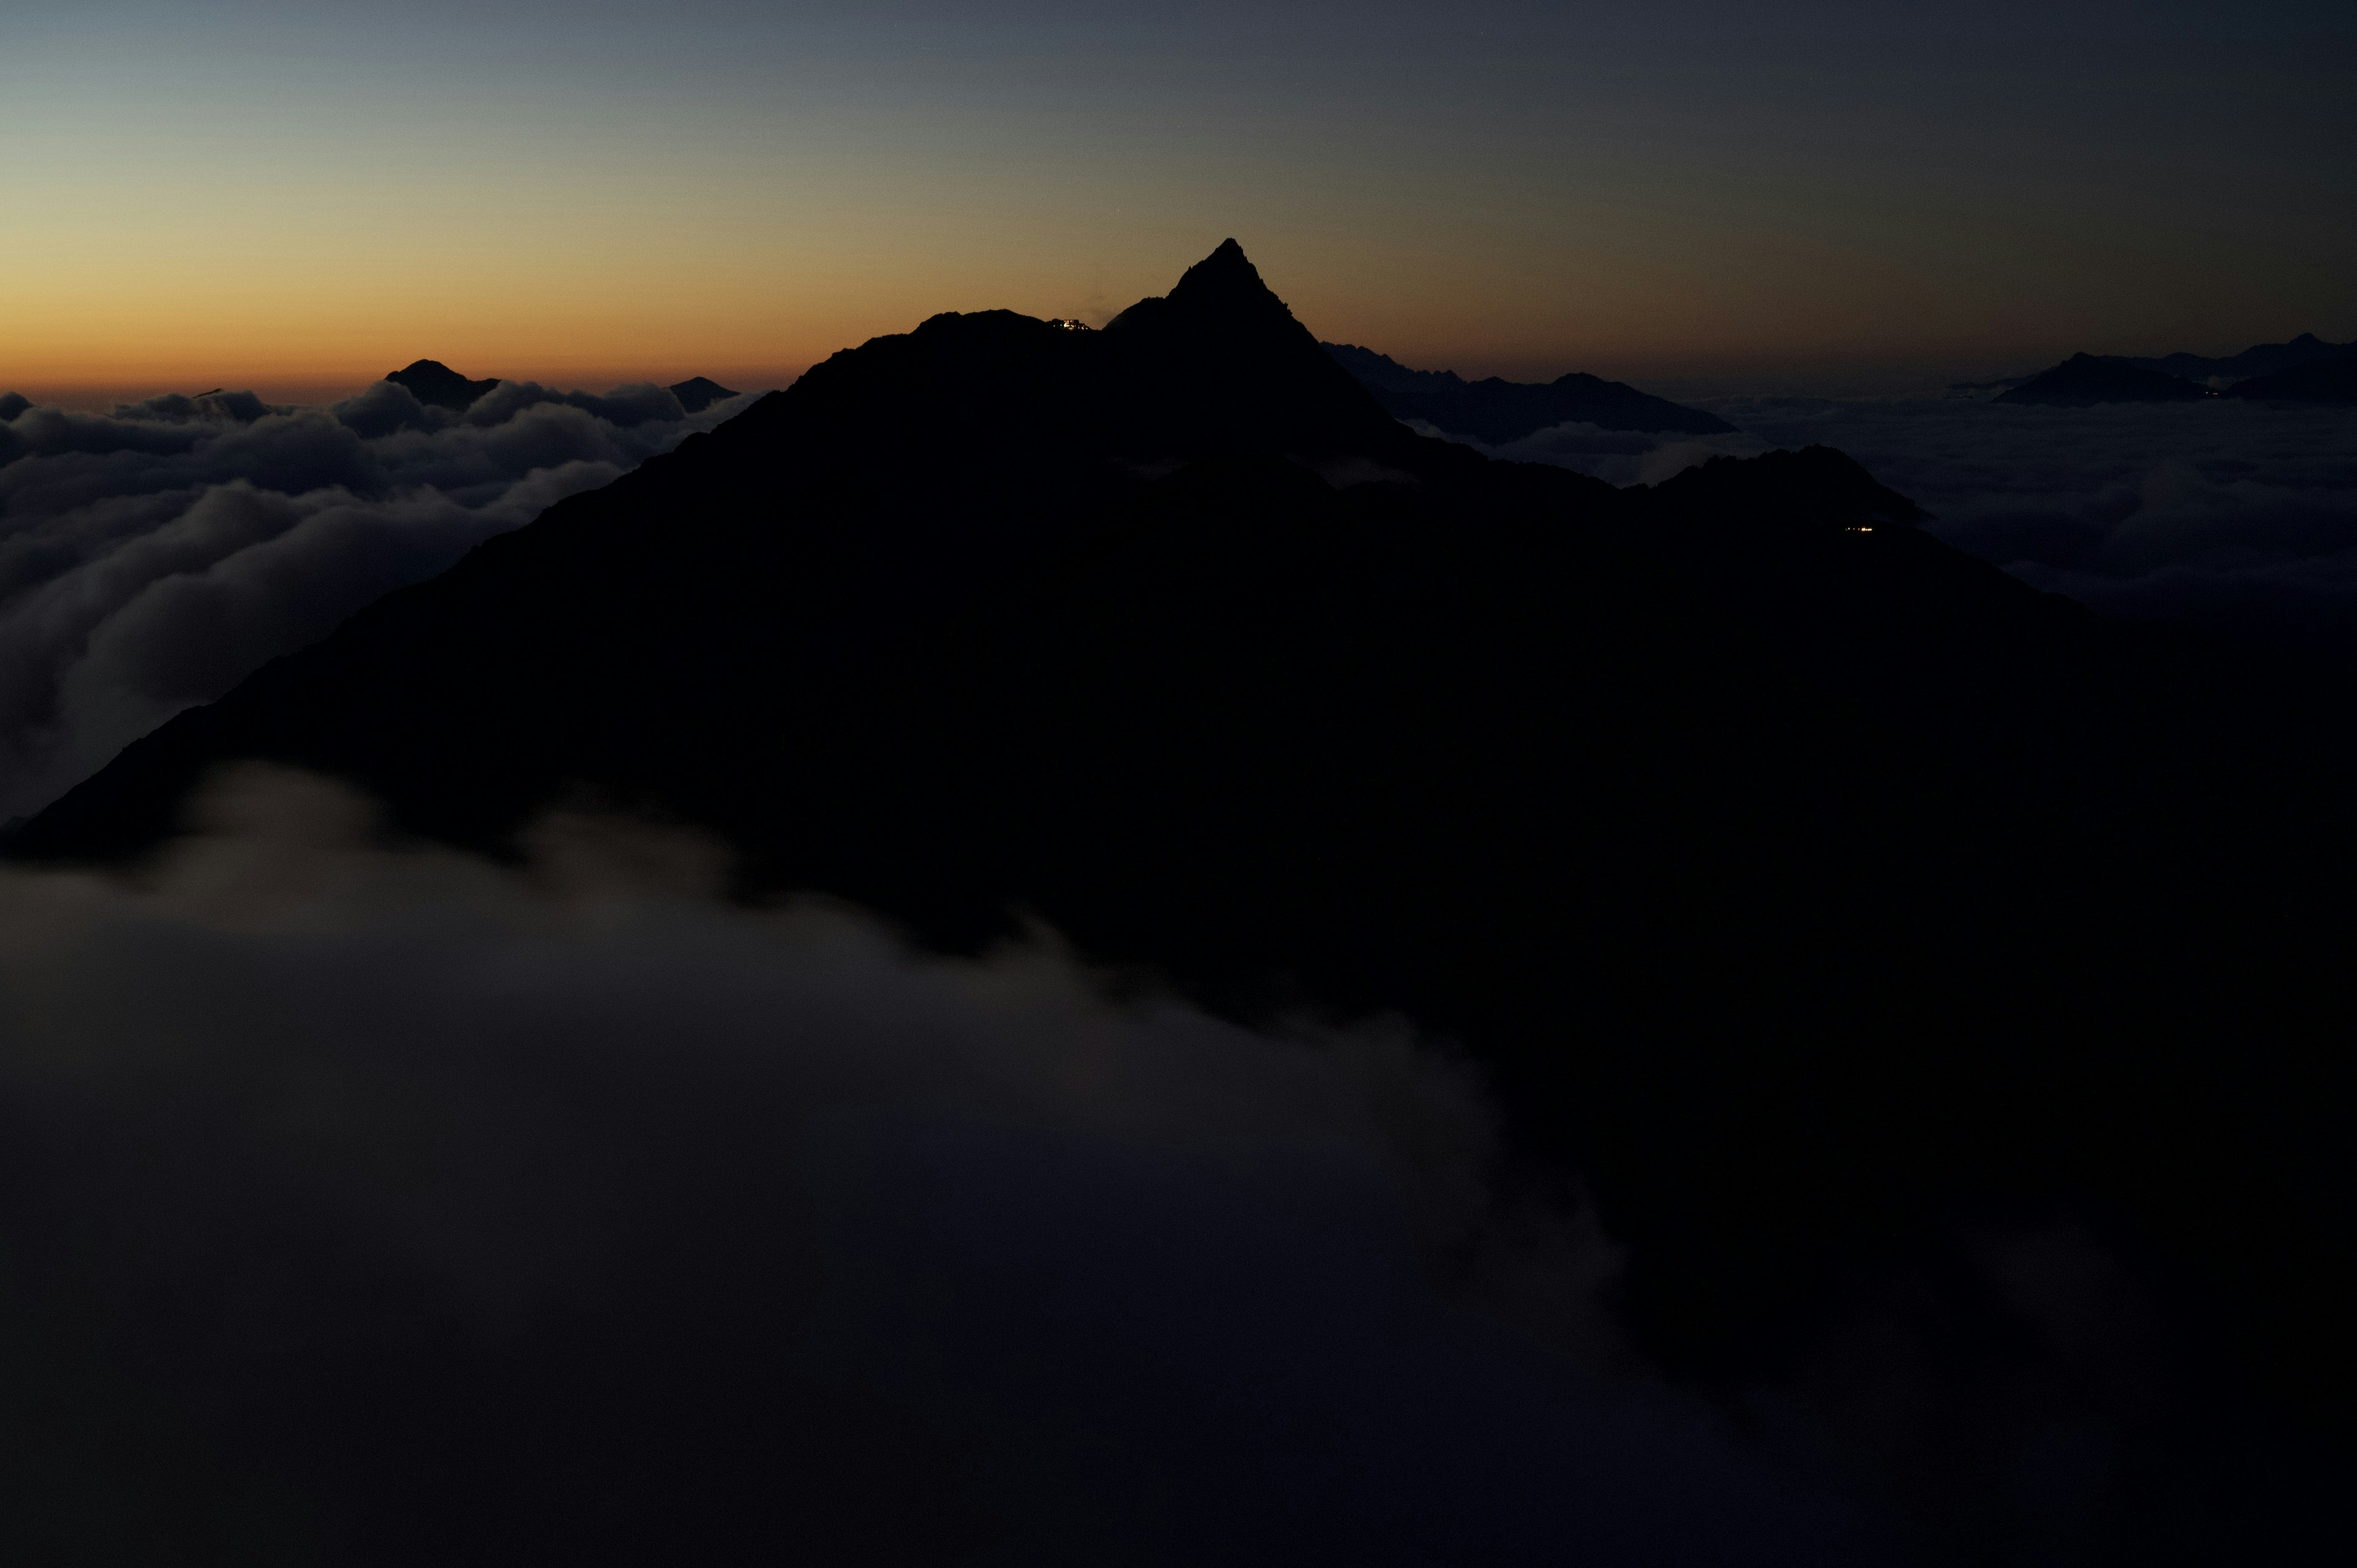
top-left (2, 1), bottom-right (2350, 392)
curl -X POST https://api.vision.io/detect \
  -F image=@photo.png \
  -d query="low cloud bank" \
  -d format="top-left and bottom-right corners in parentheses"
top-left (1705, 398), bottom-right (2357, 651)
top-left (0, 377), bottom-right (760, 820)
top-left (1448, 397), bottom-right (2357, 652)
top-left (0, 768), bottom-right (1864, 1566)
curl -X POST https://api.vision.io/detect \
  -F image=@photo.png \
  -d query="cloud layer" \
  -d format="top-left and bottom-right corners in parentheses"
top-left (0, 768), bottom-right (1873, 1566)
top-left (1630, 398), bottom-right (2357, 651)
top-left (1444, 397), bottom-right (2357, 652)
top-left (0, 377), bottom-right (758, 821)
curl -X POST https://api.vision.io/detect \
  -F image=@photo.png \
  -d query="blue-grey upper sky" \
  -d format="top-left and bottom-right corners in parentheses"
top-left (4, 1), bottom-right (2351, 390)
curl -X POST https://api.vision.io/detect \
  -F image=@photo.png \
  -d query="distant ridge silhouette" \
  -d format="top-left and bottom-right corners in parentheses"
top-left (1956, 333), bottom-right (2357, 398)
top-left (2226, 355), bottom-right (2357, 404)
top-left (1324, 341), bottom-right (1732, 442)
top-left (668, 375), bottom-right (740, 412)
top-left (387, 358), bottom-right (500, 411)
top-left (2123, 331), bottom-right (2357, 385)
top-left (1996, 352), bottom-right (2213, 406)
top-left (385, 361), bottom-right (742, 414)
top-left (13, 242), bottom-right (2354, 1556)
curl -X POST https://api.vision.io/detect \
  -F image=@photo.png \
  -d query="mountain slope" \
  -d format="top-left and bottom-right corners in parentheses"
top-left (14, 242), bottom-right (2355, 1516)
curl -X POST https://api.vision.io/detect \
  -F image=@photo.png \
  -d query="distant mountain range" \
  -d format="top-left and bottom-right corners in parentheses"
top-left (1995, 352), bottom-right (2216, 406)
top-left (1322, 342), bottom-right (1732, 442)
top-left (386, 358), bottom-right (739, 412)
top-left (1957, 331), bottom-right (2357, 401)
top-left (2123, 331), bottom-right (2357, 384)
top-left (2227, 355), bottom-right (2357, 404)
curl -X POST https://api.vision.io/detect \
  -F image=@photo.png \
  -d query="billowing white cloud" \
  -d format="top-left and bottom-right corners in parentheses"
top-left (0, 378), bottom-right (761, 820)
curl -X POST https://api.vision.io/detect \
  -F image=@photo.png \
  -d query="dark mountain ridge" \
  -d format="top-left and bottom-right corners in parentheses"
top-left (1955, 333), bottom-right (2356, 397)
top-left (1996, 352), bottom-right (2215, 406)
top-left (385, 358), bottom-right (740, 414)
top-left (387, 358), bottom-right (500, 411)
top-left (2124, 330), bottom-right (2357, 384)
top-left (1324, 341), bottom-right (1733, 442)
top-left (667, 374), bottom-right (740, 412)
top-left (2226, 355), bottom-right (2357, 404)
top-left (11, 240), bottom-right (2351, 1559)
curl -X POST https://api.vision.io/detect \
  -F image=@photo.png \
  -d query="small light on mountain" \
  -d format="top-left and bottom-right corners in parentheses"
top-left (1846, 525), bottom-right (1875, 533)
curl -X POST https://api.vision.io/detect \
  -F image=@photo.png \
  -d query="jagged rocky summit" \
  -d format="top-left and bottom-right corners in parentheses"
top-left (14, 240), bottom-right (2355, 1504)
top-left (1325, 341), bottom-right (1732, 443)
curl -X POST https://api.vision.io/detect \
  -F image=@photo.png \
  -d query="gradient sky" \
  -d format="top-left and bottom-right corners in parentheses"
top-left (5, 1), bottom-right (2352, 398)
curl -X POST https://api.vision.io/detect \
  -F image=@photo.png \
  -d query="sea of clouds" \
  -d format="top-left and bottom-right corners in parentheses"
top-left (1460, 397), bottom-right (2357, 655)
top-left (1713, 396), bottom-right (2357, 653)
top-left (1, 767), bottom-right (2331, 1564)
top-left (0, 377), bottom-right (759, 822)
top-left (0, 767), bottom-right (1873, 1565)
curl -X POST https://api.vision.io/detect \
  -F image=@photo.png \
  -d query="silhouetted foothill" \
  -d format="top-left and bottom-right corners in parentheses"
top-left (668, 375), bottom-right (739, 412)
top-left (2226, 356), bottom-right (2357, 404)
top-left (387, 358), bottom-right (499, 411)
top-left (1325, 341), bottom-right (1733, 442)
top-left (1997, 352), bottom-right (2214, 406)
top-left (13, 241), bottom-right (2355, 1559)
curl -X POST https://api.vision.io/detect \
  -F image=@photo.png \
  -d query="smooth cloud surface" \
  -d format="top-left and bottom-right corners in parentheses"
top-left (0, 377), bottom-right (759, 821)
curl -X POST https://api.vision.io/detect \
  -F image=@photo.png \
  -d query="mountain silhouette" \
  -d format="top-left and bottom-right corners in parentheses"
top-left (1956, 334), bottom-right (2357, 397)
top-left (668, 374), bottom-right (740, 412)
top-left (2225, 355), bottom-right (2357, 404)
top-left (1325, 341), bottom-right (1733, 442)
top-left (14, 241), bottom-right (2353, 1531)
top-left (1997, 352), bottom-right (2215, 406)
top-left (387, 358), bottom-right (500, 411)
top-left (2123, 331), bottom-right (2357, 385)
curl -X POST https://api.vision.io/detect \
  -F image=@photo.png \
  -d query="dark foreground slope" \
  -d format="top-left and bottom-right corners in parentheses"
top-left (17, 242), bottom-right (2357, 1557)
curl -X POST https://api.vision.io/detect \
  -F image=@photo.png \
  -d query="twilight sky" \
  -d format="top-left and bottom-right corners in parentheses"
top-left (4, 1), bottom-right (2352, 397)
